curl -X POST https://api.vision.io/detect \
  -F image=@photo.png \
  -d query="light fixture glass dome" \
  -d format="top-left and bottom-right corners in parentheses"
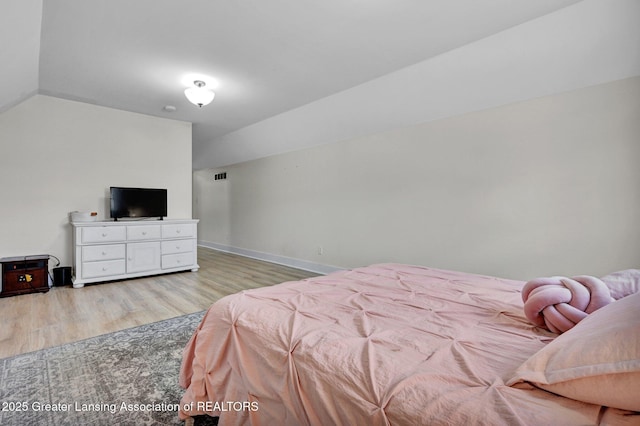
top-left (184, 80), bottom-right (215, 107)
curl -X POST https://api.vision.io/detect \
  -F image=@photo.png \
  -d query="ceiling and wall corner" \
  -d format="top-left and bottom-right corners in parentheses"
top-left (2, 0), bottom-right (606, 159)
top-left (1, 0), bottom-right (638, 169)
top-left (0, 0), bottom-right (42, 114)
top-left (192, 0), bottom-right (640, 169)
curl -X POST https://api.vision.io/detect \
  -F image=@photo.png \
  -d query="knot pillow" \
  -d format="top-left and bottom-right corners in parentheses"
top-left (521, 275), bottom-right (613, 333)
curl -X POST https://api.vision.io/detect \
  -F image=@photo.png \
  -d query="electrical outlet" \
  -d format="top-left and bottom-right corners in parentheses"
top-left (317, 246), bottom-right (324, 255)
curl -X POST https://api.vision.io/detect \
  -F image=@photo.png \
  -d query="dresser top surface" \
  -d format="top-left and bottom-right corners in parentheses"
top-left (71, 219), bottom-right (198, 227)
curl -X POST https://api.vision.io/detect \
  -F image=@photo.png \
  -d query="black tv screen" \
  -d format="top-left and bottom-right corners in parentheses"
top-left (110, 187), bottom-right (167, 220)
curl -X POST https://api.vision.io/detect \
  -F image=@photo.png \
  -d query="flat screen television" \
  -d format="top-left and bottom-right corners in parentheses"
top-left (110, 187), bottom-right (167, 221)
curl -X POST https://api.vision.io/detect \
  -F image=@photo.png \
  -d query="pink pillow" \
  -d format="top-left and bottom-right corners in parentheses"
top-left (600, 269), bottom-right (640, 300)
top-left (508, 291), bottom-right (640, 411)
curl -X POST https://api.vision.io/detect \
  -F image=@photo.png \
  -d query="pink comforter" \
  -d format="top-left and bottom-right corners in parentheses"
top-left (179, 264), bottom-right (628, 425)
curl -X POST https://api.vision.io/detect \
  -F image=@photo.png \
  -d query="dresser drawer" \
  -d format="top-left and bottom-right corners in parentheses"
top-left (162, 252), bottom-right (194, 269)
top-left (82, 244), bottom-right (125, 262)
top-left (162, 223), bottom-right (194, 239)
top-left (82, 259), bottom-right (126, 278)
top-left (81, 226), bottom-right (126, 244)
top-left (161, 239), bottom-right (194, 255)
top-left (127, 225), bottom-right (161, 241)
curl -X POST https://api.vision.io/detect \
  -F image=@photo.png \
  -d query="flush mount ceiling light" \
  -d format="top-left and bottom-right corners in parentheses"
top-left (184, 80), bottom-right (215, 107)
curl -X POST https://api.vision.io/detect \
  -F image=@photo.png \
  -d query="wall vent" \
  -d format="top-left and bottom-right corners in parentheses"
top-left (214, 172), bottom-right (227, 181)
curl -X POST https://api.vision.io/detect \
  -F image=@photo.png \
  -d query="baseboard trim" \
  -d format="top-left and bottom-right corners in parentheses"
top-left (198, 241), bottom-right (343, 275)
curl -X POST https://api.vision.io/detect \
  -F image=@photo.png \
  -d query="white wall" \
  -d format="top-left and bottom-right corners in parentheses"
top-left (0, 95), bottom-right (192, 269)
top-left (195, 77), bottom-right (640, 280)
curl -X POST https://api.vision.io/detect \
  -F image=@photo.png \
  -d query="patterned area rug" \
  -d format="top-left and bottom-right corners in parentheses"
top-left (0, 311), bottom-right (218, 426)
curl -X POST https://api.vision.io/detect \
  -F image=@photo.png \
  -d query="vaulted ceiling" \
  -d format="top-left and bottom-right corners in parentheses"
top-left (2, 0), bottom-right (638, 169)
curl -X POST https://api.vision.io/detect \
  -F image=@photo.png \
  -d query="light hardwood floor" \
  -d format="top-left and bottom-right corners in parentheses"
top-left (0, 247), bottom-right (319, 359)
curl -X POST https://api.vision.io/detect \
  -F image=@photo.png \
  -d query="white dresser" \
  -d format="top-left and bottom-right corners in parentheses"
top-left (71, 219), bottom-right (199, 288)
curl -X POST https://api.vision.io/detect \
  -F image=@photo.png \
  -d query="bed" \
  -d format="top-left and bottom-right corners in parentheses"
top-left (179, 264), bottom-right (640, 425)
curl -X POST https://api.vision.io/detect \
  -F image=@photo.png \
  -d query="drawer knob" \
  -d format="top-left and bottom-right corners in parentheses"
top-left (176, 245), bottom-right (181, 250)
top-left (102, 267), bottom-right (107, 271)
top-left (176, 229), bottom-right (181, 234)
top-left (102, 233), bottom-right (107, 237)
top-left (102, 251), bottom-right (107, 256)
top-left (142, 231), bottom-right (147, 235)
